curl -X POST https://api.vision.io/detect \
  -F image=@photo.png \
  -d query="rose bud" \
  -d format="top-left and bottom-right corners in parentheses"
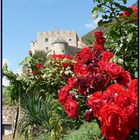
top-left (85, 110), bottom-right (93, 122)
top-left (29, 50), bottom-right (32, 56)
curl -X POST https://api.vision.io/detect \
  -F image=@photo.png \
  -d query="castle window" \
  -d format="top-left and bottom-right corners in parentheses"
top-left (69, 38), bottom-right (72, 41)
top-left (45, 38), bottom-right (48, 42)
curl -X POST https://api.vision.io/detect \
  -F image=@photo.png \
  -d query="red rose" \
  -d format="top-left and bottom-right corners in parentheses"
top-left (93, 31), bottom-right (106, 47)
top-left (131, 6), bottom-right (138, 13)
top-left (129, 79), bottom-right (138, 95)
top-left (64, 98), bottom-right (78, 119)
top-left (76, 48), bottom-right (93, 62)
top-left (116, 90), bottom-right (138, 129)
top-left (58, 86), bottom-right (69, 105)
top-left (94, 31), bottom-right (103, 38)
top-left (92, 49), bottom-right (103, 60)
top-left (101, 51), bottom-right (114, 62)
top-left (29, 50), bottom-right (32, 56)
top-left (64, 55), bottom-right (74, 60)
top-left (95, 36), bottom-right (106, 46)
top-left (106, 63), bottom-right (123, 79)
top-left (99, 104), bottom-right (130, 140)
top-left (32, 70), bottom-right (38, 75)
top-left (103, 84), bottom-right (124, 104)
top-left (93, 43), bottom-right (105, 50)
top-left (116, 90), bottom-right (136, 116)
top-left (97, 61), bottom-right (108, 71)
top-left (85, 74), bottom-right (95, 87)
top-left (74, 61), bottom-right (89, 76)
top-left (77, 76), bottom-right (87, 95)
top-left (129, 6), bottom-right (138, 14)
top-left (67, 77), bottom-right (77, 90)
top-left (101, 122), bottom-right (130, 140)
top-left (62, 63), bottom-right (73, 68)
top-left (87, 91), bottom-right (104, 118)
top-left (123, 10), bottom-right (131, 17)
top-left (99, 104), bottom-right (127, 128)
top-left (123, 6), bottom-right (138, 19)
top-left (53, 54), bottom-right (63, 59)
top-left (53, 54), bottom-right (73, 60)
top-left (36, 64), bottom-right (44, 69)
top-left (116, 71), bottom-right (131, 87)
top-left (128, 110), bottom-right (138, 129)
top-left (128, 79), bottom-right (138, 109)
top-left (67, 93), bottom-right (76, 100)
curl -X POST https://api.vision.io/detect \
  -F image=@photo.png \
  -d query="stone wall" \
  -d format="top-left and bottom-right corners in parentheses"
top-left (2, 106), bottom-right (24, 135)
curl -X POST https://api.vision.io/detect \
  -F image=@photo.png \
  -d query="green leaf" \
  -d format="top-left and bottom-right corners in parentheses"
top-left (98, 7), bottom-right (105, 12)
top-left (104, 0), bottom-right (113, 2)
top-left (122, 0), bottom-right (127, 4)
top-left (97, 19), bottom-right (104, 26)
top-left (91, 9), bottom-right (98, 20)
top-left (127, 33), bottom-right (133, 42)
top-left (19, 57), bottom-right (31, 65)
top-left (134, 71), bottom-right (138, 78)
top-left (102, 15), bottom-right (108, 19)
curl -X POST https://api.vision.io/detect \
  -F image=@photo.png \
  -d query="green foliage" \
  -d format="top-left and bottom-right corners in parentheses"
top-left (62, 121), bottom-right (103, 140)
top-left (2, 64), bottom-right (27, 103)
top-left (104, 14), bottom-right (138, 78)
top-left (32, 50), bottom-right (48, 64)
top-left (21, 50), bottom-right (48, 75)
top-left (3, 85), bottom-right (16, 105)
top-left (2, 54), bottom-right (77, 139)
top-left (92, 0), bottom-right (130, 22)
top-left (128, 129), bottom-right (138, 140)
top-left (18, 92), bottom-right (82, 140)
top-left (18, 93), bottom-right (59, 138)
top-left (2, 53), bottom-right (75, 104)
top-left (36, 132), bottom-right (51, 140)
top-left (91, 0), bottom-right (138, 78)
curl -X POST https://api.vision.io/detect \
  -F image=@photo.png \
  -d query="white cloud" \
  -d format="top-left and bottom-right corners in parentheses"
top-left (85, 23), bottom-right (96, 29)
top-left (2, 77), bottom-right (10, 87)
top-left (14, 67), bottom-right (22, 75)
top-left (3, 58), bottom-right (10, 66)
top-left (85, 17), bottom-right (102, 29)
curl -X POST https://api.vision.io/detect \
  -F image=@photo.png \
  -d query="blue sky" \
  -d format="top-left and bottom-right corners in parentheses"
top-left (3, 0), bottom-right (137, 74)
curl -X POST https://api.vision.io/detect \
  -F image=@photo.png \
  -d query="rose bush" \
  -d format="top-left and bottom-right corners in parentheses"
top-left (57, 32), bottom-right (138, 140)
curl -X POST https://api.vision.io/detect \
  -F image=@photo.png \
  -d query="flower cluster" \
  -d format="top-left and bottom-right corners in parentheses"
top-left (57, 31), bottom-right (138, 140)
top-left (32, 63), bottom-right (44, 75)
top-left (123, 5), bottom-right (138, 19)
top-left (52, 54), bottom-right (74, 69)
top-left (87, 81), bottom-right (138, 140)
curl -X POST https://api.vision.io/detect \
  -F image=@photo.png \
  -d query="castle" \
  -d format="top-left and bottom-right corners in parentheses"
top-left (30, 30), bottom-right (86, 56)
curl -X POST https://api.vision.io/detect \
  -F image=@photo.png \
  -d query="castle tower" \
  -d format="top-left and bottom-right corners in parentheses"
top-left (51, 37), bottom-right (68, 55)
